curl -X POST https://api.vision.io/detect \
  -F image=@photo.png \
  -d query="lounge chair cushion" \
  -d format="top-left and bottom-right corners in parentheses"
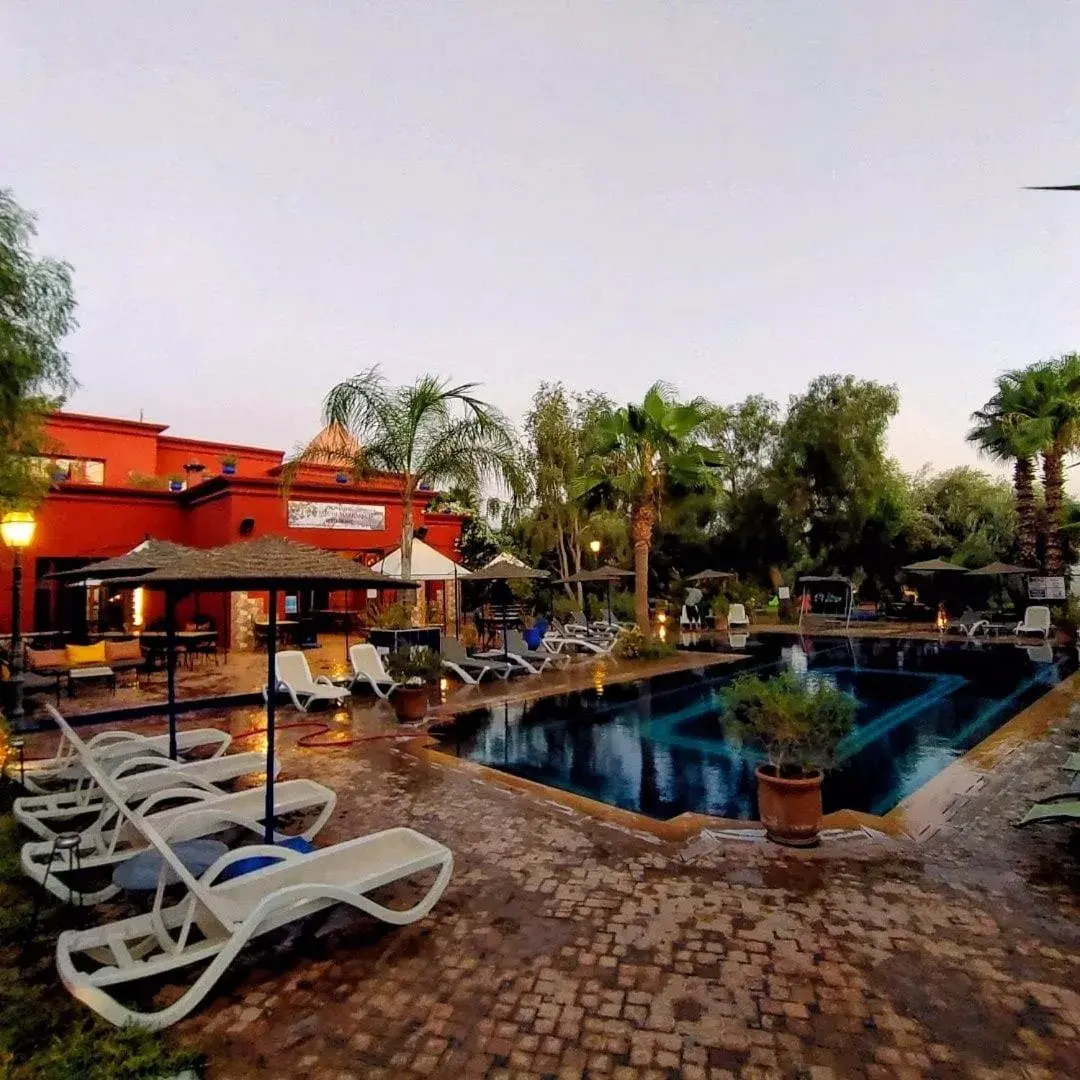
top-left (27, 648), bottom-right (68, 672)
top-left (66, 642), bottom-right (107, 666)
top-left (105, 640), bottom-right (143, 663)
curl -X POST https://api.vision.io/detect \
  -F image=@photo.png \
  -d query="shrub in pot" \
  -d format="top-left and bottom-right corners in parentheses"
top-left (384, 646), bottom-right (442, 722)
top-left (721, 670), bottom-right (855, 846)
top-left (221, 454), bottom-right (238, 475)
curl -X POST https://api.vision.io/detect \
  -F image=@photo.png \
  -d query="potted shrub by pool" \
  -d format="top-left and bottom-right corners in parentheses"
top-left (221, 454), bottom-right (238, 475)
top-left (384, 646), bottom-right (441, 723)
top-left (721, 670), bottom-right (855, 847)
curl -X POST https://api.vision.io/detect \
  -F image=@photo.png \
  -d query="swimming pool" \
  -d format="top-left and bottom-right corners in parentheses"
top-left (436, 635), bottom-right (1077, 820)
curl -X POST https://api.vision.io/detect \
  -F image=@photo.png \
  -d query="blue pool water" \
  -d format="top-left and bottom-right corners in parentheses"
top-left (437, 635), bottom-right (1077, 819)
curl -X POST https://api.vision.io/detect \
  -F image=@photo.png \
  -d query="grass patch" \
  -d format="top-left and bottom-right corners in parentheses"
top-left (0, 778), bottom-right (205, 1080)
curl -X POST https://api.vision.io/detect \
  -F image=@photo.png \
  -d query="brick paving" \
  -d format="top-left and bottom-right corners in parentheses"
top-left (19, 655), bottom-right (1080, 1079)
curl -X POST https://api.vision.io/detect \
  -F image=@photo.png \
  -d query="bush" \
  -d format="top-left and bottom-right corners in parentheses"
top-left (613, 626), bottom-right (677, 661)
top-left (373, 601), bottom-right (413, 629)
top-left (720, 670), bottom-right (856, 778)
top-left (384, 646), bottom-right (442, 686)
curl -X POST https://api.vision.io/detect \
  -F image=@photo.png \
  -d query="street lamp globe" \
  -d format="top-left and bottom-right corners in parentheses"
top-left (589, 539), bottom-right (601, 555)
top-left (0, 511), bottom-right (36, 549)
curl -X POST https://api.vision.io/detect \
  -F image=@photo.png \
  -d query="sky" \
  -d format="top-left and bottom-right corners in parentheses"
top-left (3, 1), bottom-right (1079, 477)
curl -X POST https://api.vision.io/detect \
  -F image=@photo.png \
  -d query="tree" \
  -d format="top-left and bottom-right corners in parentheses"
top-left (967, 369), bottom-right (1043, 567)
top-left (522, 384), bottom-right (614, 606)
top-left (0, 189), bottom-right (77, 511)
top-left (702, 394), bottom-right (780, 502)
top-left (911, 466), bottom-right (1016, 567)
top-left (1021, 356), bottom-right (1080, 574)
top-left (577, 383), bottom-right (719, 633)
top-left (768, 375), bottom-right (900, 574)
top-left (288, 368), bottom-right (525, 579)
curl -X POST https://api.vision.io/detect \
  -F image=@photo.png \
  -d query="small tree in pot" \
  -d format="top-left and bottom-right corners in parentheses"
top-left (384, 646), bottom-right (442, 722)
top-left (721, 670), bottom-right (855, 846)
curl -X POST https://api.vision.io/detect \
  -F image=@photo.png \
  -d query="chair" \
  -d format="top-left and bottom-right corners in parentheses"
top-left (22, 777), bottom-right (337, 905)
top-left (267, 650), bottom-right (350, 712)
top-left (506, 630), bottom-right (568, 670)
top-left (14, 750), bottom-right (281, 841)
top-left (441, 636), bottom-right (511, 684)
top-left (348, 643), bottom-right (398, 699)
top-left (727, 603), bottom-right (750, 629)
top-left (1015, 606), bottom-right (1052, 639)
top-left (11, 726), bottom-right (233, 796)
top-left (46, 706), bottom-right (453, 1030)
top-left (475, 631), bottom-right (554, 674)
top-left (946, 608), bottom-right (989, 638)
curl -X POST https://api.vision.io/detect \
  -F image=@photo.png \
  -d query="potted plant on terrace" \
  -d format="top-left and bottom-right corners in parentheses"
top-left (721, 670), bottom-right (855, 847)
top-left (384, 646), bottom-right (442, 722)
top-left (166, 474), bottom-right (185, 493)
top-left (221, 454), bottom-right (238, 476)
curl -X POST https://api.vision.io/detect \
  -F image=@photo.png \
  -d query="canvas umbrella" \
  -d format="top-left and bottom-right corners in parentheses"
top-left (561, 564), bottom-right (634, 626)
top-left (965, 562), bottom-right (1037, 576)
top-left (112, 535), bottom-right (415, 841)
top-left (902, 558), bottom-right (966, 573)
top-left (466, 557), bottom-right (549, 660)
top-left (686, 569), bottom-right (737, 583)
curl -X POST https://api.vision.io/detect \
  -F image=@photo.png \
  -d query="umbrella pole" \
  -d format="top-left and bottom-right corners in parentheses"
top-left (265, 588), bottom-right (277, 844)
top-left (607, 581), bottom-right (613, 626)
top-left (165, 588), bottom-right (178, 760)
top-left (502, 602), bottom-right (509, 662)
top-left (454, 563), bottom-right (459, 638)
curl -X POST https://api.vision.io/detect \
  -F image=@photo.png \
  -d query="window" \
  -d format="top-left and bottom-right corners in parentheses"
top-left (32, 457), bottom-right (106, 485)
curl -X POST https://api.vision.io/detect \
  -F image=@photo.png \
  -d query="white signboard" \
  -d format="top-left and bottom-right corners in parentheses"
top-left (1028, 576), bottom-right (1066, 601)
top-left (778, 587), bottom-right (791, 600)
top-left (287, 500), bottom-right (386, 531)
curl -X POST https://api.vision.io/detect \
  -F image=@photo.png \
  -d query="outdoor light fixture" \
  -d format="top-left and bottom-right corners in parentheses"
top-left (2, 510), bottom-right (37, 723)
top-left (0, 511), bottom-right (36, 550)
top-left (657, 611), bottom-right (667, 625)
top-left (132, 586), bottom-right (145, 627)
top-left (589, 539), bottom-right (601, 555)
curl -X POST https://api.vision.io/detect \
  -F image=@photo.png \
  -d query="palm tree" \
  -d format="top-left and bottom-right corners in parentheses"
top-left (967, 370), bottom-right (1042, 567)
top-left (1023, 355), bottom-right (1080, 574)
top-left (576, 383), bottom-right (719, 634)
top-left (288, 368), bottom-right (525, 580)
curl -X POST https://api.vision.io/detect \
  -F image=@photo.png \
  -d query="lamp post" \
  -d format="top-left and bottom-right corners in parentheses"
top-left (2, 511), bottom-right (37, 724)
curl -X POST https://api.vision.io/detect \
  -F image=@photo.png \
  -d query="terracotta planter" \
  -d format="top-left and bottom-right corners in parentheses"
top-left (390, 685), bottom-right (429, 723)
top-left (755, 765), bottom-right (823, 847)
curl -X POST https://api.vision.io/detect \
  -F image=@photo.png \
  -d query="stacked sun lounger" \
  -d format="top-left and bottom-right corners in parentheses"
top-left (5, 704), bottom-right (454, 1030)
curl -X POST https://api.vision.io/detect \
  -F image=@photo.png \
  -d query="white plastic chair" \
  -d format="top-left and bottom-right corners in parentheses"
top-left (45, 706), bottom-right (453, 1030)
top-left (14, 750), bottom-right (280, 841)
top-left (347, 643), bottom-right (398, 698)
top-left (266, 650), bottom-right (351, 712)
top-left (1015, 606), bottom-right (1052, 639)
top-left (727, 603), bottom-right (750, 629)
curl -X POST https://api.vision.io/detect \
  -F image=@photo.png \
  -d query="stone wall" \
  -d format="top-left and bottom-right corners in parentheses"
top-left (230, 591), bottom-right (265, 651)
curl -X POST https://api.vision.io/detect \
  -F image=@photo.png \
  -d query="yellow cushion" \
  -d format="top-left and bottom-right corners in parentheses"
top-left (65, 642), bottom-right (107, 666)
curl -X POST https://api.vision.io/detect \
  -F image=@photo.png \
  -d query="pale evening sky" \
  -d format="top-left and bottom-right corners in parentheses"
top-left (2, 1), bottom-right (1079, 479)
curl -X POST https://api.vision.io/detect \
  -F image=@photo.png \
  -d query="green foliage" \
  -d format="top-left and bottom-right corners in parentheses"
top-left (372, 602), bottom-right (413, 629)
top-left (702, 394), bottom-right (781, 501)
top-left (721, 670), bottom-right (856, 777)
top-left (0, 189), bottom-right (77, 513)
top-left (910, 466), bottom-right (1016, 567)
top-left (384, 646), bottom-right (442, 685)
top-left (612, 625), bottom-right (676, 660)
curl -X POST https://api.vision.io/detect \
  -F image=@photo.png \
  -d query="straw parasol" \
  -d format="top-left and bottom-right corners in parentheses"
top-left (466, 557), bottom-right (549, 658)
top-left (111, 535), bottom-right (415, 841)
top-left (48, 538), bottom-right (198, 583)
top-left (562, 564), bottom-right (634, 625)
top-left (686, 569), bottom-right (736, 583)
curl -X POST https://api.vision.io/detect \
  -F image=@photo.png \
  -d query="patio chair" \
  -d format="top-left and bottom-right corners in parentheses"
top-left (11, 726), bottom-right (232, 795)
top-left (441, 636), bottom-right (511, 683)
top-left (727, 603), bottom-right (749, 629)
top-left (946, 608), bottom-right (990, 638)
top-left (544, 628), bottom-right (620, 657)
top-left (48, 707), bottom-right (453, 1030)
top-left (475, 630), bottom-right (556, 675)
top-left (1015, 606), bottom-right (1052, 639)
top-left (266, 650), bottom-right (350, 712)
top-left (348, 643), bottom-right (398, 699)
top-left (14, 750), bottom-right (281, 841)
top-left (22, 776), bottom-right (337, 905)
top-left (506, 630), bottom-right (569, 669)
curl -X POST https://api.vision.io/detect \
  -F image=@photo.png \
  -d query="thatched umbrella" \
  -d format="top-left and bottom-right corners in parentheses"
top-left (112, 535), bottom-right (415, 841)
top-left (48, 538), bottom-right (198, 582)
top-left (466, 558), bottom-right (549, 659)
top-left (562, 564), bottom-right (634, 625)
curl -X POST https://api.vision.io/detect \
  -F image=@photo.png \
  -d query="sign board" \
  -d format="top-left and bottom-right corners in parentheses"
top-left (778, 586), bottom-right (791, 600)
top-left (287, 500), bottom-right (386, 531)
top-left (1028, 576), bottom-right (1066, 601)
top-left (284, 595), bottom-right (298, 615)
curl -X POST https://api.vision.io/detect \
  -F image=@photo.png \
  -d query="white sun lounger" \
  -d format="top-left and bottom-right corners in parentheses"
top-left (22, 777), bottom-right (337, 905)
top-left (727, 603), bottom-right (750, 629)
top-left (12, 726), bottom-right (232, 795)
top-left (266, 650), bottom-right (351, 712)
top-left (14, 751), bottom-right (281, 841)
top-left (48, 706), bottom-right (453, 1030)
top-left (441, 637), bottom-right (511, 684)
top-left (1016, 605), bottom-right (1052, 639)
top-left (348, 643), bottom-right (399, 699)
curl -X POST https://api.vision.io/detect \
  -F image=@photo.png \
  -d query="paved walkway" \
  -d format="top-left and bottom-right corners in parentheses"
top-left (17, 648), bottom-right (1080, 1079)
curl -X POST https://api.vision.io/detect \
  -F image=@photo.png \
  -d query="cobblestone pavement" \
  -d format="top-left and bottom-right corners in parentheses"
top-left (106, 687), bottom-right (1076, 1080)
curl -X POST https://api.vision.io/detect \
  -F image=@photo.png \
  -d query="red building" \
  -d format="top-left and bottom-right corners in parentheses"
top-left (0, 412), bottom-right (466, 646)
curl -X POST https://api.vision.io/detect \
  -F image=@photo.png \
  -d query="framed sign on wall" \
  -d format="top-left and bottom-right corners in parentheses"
top-left (287, 500), bottom-right (386, 531)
